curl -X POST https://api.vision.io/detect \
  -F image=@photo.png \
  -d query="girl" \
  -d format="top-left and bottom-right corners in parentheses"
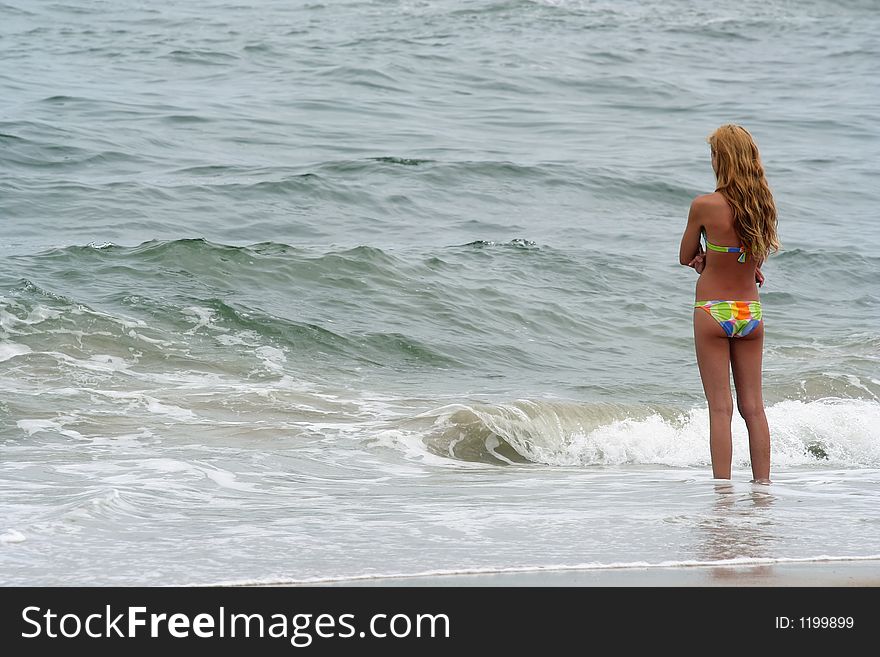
top-left (679, 124), bottom-right (780, 483)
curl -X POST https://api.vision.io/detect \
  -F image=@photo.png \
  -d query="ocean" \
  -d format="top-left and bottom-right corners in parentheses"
top-left (1, 0), bottom-right (878, 585)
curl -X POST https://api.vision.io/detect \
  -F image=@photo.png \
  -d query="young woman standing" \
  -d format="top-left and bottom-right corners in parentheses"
top-left (679, 124), bottom-right (780, 483)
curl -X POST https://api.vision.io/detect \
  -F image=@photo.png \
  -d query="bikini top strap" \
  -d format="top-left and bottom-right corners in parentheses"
top-left (703, 232), bottom-right (747, 263)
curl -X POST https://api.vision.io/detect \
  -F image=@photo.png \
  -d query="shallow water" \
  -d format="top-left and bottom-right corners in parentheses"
top-left (1, 0), bottom-right (878, 584)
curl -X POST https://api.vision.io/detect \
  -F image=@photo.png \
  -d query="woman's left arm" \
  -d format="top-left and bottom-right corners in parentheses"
top-left (679, 197), bottom-right (705, 267)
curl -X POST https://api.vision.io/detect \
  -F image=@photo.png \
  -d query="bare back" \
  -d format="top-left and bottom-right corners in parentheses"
top-left (695, 192), bottom-right (760, 301)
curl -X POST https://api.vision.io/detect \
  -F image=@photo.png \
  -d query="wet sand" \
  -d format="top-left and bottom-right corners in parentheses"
top-left (293, 560), bottom-right (880, 587)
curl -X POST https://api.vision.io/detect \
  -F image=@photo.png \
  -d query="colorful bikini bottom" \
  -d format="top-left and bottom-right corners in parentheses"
top-left (694, 300), bottom-right (763, 338)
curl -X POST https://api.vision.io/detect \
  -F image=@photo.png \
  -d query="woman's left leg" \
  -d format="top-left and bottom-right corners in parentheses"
top-left (730, 322), bottom-right (770, 482)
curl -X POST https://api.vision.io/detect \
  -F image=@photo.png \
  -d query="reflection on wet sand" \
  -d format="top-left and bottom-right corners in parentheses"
top-left (699, 482), bottom-right (778, 581)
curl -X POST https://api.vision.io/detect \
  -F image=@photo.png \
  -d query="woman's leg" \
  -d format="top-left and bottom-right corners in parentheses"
top-left (693, 309), bottom-right (734, 479)
top-left (729, 322), bottom-right (771, 482)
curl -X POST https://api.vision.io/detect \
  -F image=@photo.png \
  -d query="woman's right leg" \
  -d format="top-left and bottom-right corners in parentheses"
top-left (693, 310), bottom-right (734, 479)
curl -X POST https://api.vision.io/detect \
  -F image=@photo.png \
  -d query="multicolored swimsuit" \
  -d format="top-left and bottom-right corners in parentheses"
top-left (694, 299), bottom-right (763, 337)
top-left (694, 235), bottom-right (763, 338)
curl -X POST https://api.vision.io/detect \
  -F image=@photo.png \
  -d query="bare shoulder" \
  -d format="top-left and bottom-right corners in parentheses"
top-left (692, 192), bottom-right (725, 207)
top-left (691, 192), bottom-right (729, 220)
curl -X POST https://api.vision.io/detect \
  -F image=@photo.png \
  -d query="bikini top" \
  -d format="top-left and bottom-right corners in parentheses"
top-left (702, 230), bottom-right (746, 263)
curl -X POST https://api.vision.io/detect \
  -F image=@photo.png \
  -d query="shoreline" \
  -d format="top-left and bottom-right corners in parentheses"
top-left (246, 559), bottom-right (880, 587)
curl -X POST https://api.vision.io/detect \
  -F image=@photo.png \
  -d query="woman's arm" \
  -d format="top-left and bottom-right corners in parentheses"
top-left (679, 197), bottom-right (705, 266)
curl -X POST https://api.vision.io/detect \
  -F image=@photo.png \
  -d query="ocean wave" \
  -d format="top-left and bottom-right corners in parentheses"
top-left (73, 157), bottom-right (593, 197)
top-left (2, 237), bottom-right (877, 392)
top-left (460, 238), bottom-right (539, 249)
top-left (0, 257), bottom-right (468, 370)
top-left (0, 2), bottom-right (37, 16)
top-left (162, 48), bottom-right (240, 65)
top-left (774, 247), bottom-right (880, 266)
top-left (375, 398), bottom-right (880, 468)
top-left (0, 135), bottom-right (139, 170)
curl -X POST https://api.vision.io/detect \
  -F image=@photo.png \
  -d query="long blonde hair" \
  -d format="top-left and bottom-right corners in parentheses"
top-left (707, 124), bottom-right (779, 260)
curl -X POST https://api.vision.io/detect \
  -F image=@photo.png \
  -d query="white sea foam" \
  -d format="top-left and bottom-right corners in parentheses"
top-left (127, 329), bottom-right (172, 346)
top-left (216, 330), bottom-right (261, 346)
top-left (0, 530), bottom-right (26, 544)
top-left (17, 419), bottom-right (63, 436)
top-left (182, 306), bottom-right (223, 334)
top-left (372, 427), bottom-right (487, 469)
top-left (144, 398), bottom-right (197, 420)
top-left (38, 352), bottom-right (133, 373)
top-left (0, 302), bottom-right (61, 334)
top-left (199, 466), bottom-right (258, 492)
top-left (86, 428), bottom-right (156, 446)
top-left (88, 389), bottom-right (197, 421)
top-left (400, 398), bottom-right (880, 468)
top-left (0, 342), bottom-right (31, 361)
top-left (254, 345), bottom-right (287, 373)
